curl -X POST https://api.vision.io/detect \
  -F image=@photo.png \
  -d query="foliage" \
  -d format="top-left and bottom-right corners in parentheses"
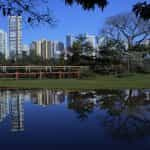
top-left (68, 34), bottom-right (96, 65)
top-left (65, 0), bottom-right (108, 10)
top-left (101, 13), bottom-right (150, 49)
top-left (80, 68), bottom-right (96, 79)
top-left (0, 0), bottom-right (149, 26)
top-left (98, 39), bottom-right (124, 66)
top-left (66, 0), bottom-right (150, 20)
top-left (133, 1), bottom-right (150, 20)
top-left (0, 0), bottom-right (55, 25)
top-left (0, 52), bottom-right (6, 64)
top-left (128, 44), bottom-right (150, 52)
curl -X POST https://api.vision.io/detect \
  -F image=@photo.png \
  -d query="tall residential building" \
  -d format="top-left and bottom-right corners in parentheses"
top-left (9, 16), bottom-right (22, 58)
top-left (22, 44), bottom-right (29, 56)
top-left (41, 39), bottom-right (50, 60)
top-left (53, 41), bottom-right (64, 58)
top-left (66, 35), bottom-right (76, 49)
top-left (30, 39), bottom-right (64, 60)
top-left (84, 34), bottom-right (97, 48)
top-left (0, 30), bottom-right (8, 59)
top-left (30, 41), bottom-right (41, 56)
top-left (66, 34), bottom-right (97, 49)
top-left (143, 39), bottom-right (150, 46)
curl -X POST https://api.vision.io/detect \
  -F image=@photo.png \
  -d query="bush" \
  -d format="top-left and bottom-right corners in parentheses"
top-left (80, 69), bottom-right (96, 79)
top-left (115, 72), bottom-right (135, 78)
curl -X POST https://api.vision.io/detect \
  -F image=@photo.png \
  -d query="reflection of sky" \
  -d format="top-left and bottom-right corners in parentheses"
top-left (0, 89), bottom-right (150, 145)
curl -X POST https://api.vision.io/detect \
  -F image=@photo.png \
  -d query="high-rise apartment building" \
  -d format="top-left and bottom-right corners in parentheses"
top-left (30, 39), bottom-right (64, 60)
top-left (53, 41), bottom-right (64, 58)
top-left (84, 34), bottom-right (97, 48)
top-left (66, 35), bottom-right (76, 49)
top-left (9, 16), bottom-right (22, 58)
top-left (0, 29), bottom-right (8, 59)
top-left (66, 34), bottom-right (97, 49)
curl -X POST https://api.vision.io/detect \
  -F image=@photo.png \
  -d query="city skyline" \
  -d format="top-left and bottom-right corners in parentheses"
top-left (0, 24), bottom-right (99, 59)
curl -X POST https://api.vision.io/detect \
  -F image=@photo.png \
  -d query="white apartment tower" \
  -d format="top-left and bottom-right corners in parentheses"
top-left (9, 16), bottom-right (22, 57)
top-left (0, 30), bottom-right (8, 59)
top-left (66, 35), bottom-right (76, 49)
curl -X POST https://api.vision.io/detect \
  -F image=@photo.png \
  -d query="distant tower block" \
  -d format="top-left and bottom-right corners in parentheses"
top-left (9, 16), bottom-right (22, 58)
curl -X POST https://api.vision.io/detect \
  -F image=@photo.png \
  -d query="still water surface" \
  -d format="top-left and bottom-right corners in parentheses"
top-left (0, 88), bottom-right (150, 147)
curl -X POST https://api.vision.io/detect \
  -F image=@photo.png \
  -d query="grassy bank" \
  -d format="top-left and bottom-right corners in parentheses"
top-left (0, 74), bottom-right (150, 89)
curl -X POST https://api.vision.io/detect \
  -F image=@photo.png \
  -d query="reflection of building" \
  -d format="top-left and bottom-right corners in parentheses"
top-left (0, 90), bottom-right (25, 132)
top-left (31, 90), bottom-right (65, 106)
top-left (0, 91), bottom-right (10, 122)
top-left (11, 93), bottom-right (24, 132)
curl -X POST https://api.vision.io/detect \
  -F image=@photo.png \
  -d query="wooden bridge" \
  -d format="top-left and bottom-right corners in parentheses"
top-left (0, 66), bottom-right (82, 80)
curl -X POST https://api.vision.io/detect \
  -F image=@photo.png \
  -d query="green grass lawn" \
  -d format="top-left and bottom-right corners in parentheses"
top-left (0, 74), bottom-right (150, 90)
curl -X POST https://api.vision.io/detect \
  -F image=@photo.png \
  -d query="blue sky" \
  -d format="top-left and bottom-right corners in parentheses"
top-left (0, 0), bottom-right (143, 45)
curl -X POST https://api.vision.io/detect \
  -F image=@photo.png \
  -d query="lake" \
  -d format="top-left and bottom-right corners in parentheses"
top-left (0, 88), bottom-right (150, 148)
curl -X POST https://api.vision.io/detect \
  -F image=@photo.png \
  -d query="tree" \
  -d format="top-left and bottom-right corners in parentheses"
top-left (65, 0), bottom-right (108, 10)
top-left (0, 52), bottom-right (6, 64)
top-left (68, 41), bottom-right (82, 65)
top-left (101, 13), bottom-right (150, 49)
top-left (98, 39), bottom-right (124, 66)
top-left (68, 34), bottom-right (96, 65)
top-left (0, 0), bottom-right (149, 26)
top-left (65, 0), bottom-right (150, 20)
top-left (0, 0), bottom-right (55, 25)
top-left (133, 1), bottom-right (150, 20)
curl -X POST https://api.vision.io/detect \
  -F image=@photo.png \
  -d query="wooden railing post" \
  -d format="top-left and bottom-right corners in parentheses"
top-left (40, 72), bottom-right (42, 80)
top-left (77, 71), bottom-right (80, 79)
top-left (16, 72), bottom-right (19, 80)
top-left (59, 72), bottom-right (62, 79)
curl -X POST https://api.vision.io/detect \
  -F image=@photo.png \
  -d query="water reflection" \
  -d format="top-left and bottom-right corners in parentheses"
top-left (0, 90), bottom-right (24, 132)
top-left (100, 89), bottom-right (150, 140)
top-left (68, 91), bottom-right (97, 120)
top-left (31, 89), bottom-right (65, 106)
top-left (0, 88), bottom-right (150, 142)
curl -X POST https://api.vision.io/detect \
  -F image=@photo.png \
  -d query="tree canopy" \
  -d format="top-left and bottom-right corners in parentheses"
top-left (65, 0), bottom-right (150, 19)
top-left (0, 0), bottom-right (149, 25)
top-left (101, 13), bottom-right (150, 49)
top-left (133, 1), bottom-right (150, 20)
top-left (0, 0), bottom-right (55, 25)
top-left (65, 0), bottom-right (108, 10)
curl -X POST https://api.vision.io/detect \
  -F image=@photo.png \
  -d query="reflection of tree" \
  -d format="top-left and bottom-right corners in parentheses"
top-left (68, 92), bottom-right (96, 120)
top-left (100, 89), bottom-right (150, 140)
